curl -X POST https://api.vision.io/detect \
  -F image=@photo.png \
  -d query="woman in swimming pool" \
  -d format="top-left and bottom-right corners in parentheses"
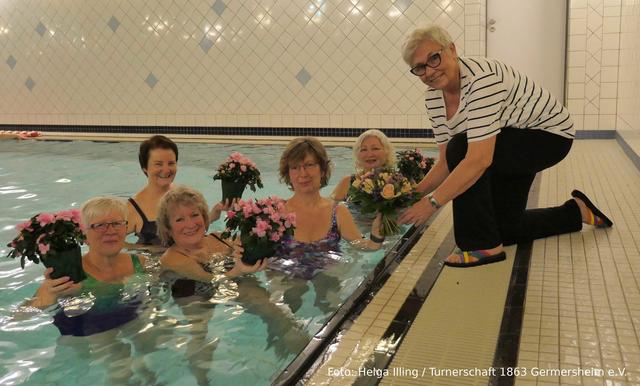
top-left (126, 135), bottom-right (234, 249)
top-left (157, 185), bottom-right (265, 287)
top-left (279, 137), bottom-right (383, 255)
top-left (268, 137), bottom-right (384, 314)
top-left (27, 196), bottom-right (148, 334)
top-left (331, 129), bottom-right (396, 201)
top-left (24, 196), bottom-right (159, 384)
top-left (126, 135), bottom-right (179, 247)
top-left (157, 186), bottom-right (291, 386)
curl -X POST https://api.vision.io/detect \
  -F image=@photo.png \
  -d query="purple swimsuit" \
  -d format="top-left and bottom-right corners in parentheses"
top-left (270, 204), bottom-right (341, 279)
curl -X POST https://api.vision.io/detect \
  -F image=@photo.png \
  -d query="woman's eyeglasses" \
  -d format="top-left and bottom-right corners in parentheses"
top-left (410, 49), bottom-right (443, 76)
top-left (89, 220), bottom-right (128, 232)
top-left (289, 162), bottom-right (319, 173)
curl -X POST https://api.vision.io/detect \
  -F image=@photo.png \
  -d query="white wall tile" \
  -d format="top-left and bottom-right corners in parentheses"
top-left (600, 82), bottom-right (618, 98)
top-left (598, 114), bottom-right (616, 128)
top-left (599, 98), bottom-right (617, 114)
top-left (0, 0), bottom-right (477, 129)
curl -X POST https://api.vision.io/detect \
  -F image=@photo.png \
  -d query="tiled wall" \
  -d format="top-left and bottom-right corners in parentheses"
top-left (0, 0), bottom-right (484, 130)
top-left (617, 0), bottom-right (640, 135)
top-left (566, 0), bottom-right (622, 132)
top-left (567, 0), bottom-right (640, 135)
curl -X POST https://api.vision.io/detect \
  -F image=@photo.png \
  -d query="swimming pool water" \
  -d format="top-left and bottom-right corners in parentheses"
top-left (0, 140), bottom-right (430, 385)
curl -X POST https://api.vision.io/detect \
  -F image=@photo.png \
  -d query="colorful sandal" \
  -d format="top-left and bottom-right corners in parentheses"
top-left (444, 247), bottom-right (507, 268)
top-left (571, 190), bottom-right (613, 228)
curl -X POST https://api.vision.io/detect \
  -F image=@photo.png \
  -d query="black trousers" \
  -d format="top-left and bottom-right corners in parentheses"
top-left (447, 128), bottom-right (582, 250)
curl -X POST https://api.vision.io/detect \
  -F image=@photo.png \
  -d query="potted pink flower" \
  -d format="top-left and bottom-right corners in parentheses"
top-left (213, 152), bottom-right (264, 201)
top-left (5, 209), bottom-right (86, 282)
top-left (221, 196), bottom-right (296, 265)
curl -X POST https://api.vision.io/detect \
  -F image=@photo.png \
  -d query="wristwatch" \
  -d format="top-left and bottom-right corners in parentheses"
top-left (427, 193), bottom-right (442, 209)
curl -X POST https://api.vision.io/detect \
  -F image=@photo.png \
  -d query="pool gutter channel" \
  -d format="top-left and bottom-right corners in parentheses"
top-left (272, 223), bottom-right (428, 386)
top-left (350, 230), bottom-right (455, 386)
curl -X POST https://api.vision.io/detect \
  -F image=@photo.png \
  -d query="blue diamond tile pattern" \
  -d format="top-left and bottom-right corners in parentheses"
top-left (107, 16), bottom-right (120, 32)
top-left (212, 0), bottom-right (226, 17)
top-left (25, 77), bottom-right (35, 91)
top-left (393, 0), bottom-right (413, 13)
top-left (6, 55), bottom-right (16, 70)
top-left (35, 22), bottom-right (47, 37)
top-left (199, 36), bottom-right (214, 53)
top-left (295, 68), bottom-right (312, 86)
top-left (145, 72), bottom-right (158, 89)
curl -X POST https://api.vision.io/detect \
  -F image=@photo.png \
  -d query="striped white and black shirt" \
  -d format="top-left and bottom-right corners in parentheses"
top-left (426, 56), bottom-right (574, 144)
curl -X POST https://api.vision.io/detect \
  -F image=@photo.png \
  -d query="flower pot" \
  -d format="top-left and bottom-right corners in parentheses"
top-left (240, 235), bottom-right (275, 265)
top-left (42, 245), bottom-right (86, 283)
top-left (221, 180), bottom-right (246, 202)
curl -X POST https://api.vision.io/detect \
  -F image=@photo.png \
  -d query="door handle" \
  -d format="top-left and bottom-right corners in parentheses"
top-left (488, 18), bottom-right (496, 25)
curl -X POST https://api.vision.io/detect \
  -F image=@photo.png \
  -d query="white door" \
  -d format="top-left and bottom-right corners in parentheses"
top-left (486, 0), bottom-right (567, 102)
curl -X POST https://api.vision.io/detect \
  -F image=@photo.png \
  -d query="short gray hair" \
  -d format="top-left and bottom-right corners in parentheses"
top-left (353, 129), bottom-right (396, 171)
top-left (81, 196), bottom-right (128, 227)
top-left (401, 24), bottom-right (454, 66)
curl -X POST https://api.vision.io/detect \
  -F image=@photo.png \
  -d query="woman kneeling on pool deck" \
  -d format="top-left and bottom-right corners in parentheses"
top-left (331, 129), bottom-right (396, 202)
top-left (26, 197), bottom-right (148, 336)
top-left (397, 25), bottom-right (613, 267)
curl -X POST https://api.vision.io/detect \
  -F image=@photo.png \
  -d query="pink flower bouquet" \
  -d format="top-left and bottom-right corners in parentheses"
top-left (221, 196), bottom-right (296, 265)
top-left (5, 209), bottom-right (86, 282)
top-left (348, 168), bottom-right (422, 236)
top-left (396, 149), bottom-right (436, 183)
top-left (213, 152), bottom-right (264, 201)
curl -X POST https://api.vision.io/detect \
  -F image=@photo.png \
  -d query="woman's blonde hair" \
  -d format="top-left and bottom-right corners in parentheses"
top-left (156, 185), bottom-right (209, 246)
top-left (353, 129), bottom-right (396, 171)
top-left (401, 24), bottom-right (454, 66)
top-left (279, 137), bottom-right (332, 188)
top-left (81, 196), bottom-right (128, 228)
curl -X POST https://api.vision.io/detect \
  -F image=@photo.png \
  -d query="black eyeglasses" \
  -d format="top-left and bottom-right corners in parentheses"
top-left (89, 220), bottom-right (128, 233)
top-left (409, 49), bottom-right (443, 76)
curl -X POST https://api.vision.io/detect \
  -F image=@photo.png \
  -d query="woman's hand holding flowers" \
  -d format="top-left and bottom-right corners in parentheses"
top-left (226, 255), bottom-right (268, 277)
top-left (210, 198), bottom-right (237, 223)
top-left (397, 196), bottom-right (437, 226)
top-left (30, 267), bottom-right (82, 308)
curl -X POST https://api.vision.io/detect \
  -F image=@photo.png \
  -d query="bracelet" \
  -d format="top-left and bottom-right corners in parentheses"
top-left (427, 193), bottom-right (442, 209)
top-left (369, 233), bottom-right (385, 243)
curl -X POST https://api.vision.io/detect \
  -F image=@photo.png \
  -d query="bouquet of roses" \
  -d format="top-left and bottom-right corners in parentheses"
top-left (213, 152), bottom-right (264, 201)
top-left (6, 209), bottom-right (87, 282)
top-left (348, 168), bottom-right (422, 236)
top-left (221, 196), bottom-right (296, 265)
top-left (396, 149), bottom-right (435, 183)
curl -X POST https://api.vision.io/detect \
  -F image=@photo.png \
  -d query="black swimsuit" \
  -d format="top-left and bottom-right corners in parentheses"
top-left (163, 234), bottom-right (232, 298)
top-left (128, 198), bottom-right (161, 245)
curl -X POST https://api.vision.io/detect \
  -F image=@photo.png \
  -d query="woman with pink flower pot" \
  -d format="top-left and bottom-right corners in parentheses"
top-left (157, 186), bottom-right (287, 386)
top-left (26, 197), bottom-right (149, 336)
top-left (126, 135), bottom-right (179, 247)
top-left (157, 185), bottom-right (266, 296)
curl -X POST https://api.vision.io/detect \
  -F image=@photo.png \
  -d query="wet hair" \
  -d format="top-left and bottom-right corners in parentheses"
top-left (156, 185), bottom-right (209, 246)
top-left (352, 129), bottom-right (396, 171)
top-left (279, 137), bottom-right (332, 188)
top-left (138, 135), bottom-right (179, 176)
top-left (81, 196), bottom-right (128, 228)
top-left (401, 24), bottom-right (454, 66)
